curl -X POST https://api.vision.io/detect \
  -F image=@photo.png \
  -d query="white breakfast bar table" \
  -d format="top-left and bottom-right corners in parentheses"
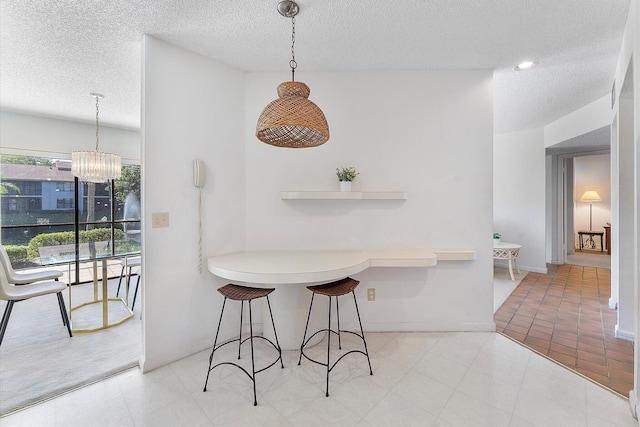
top-left (207, 249), bottom-right (475, 349)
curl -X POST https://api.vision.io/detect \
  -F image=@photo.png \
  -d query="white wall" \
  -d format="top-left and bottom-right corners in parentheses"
top-left (245, 70), bottom-right (495, 332)
top-left (633, 3), bottom-right (639, 416)
top-left (610, 0), bottom-right (639, 417)
top-left (631, 0), bottom-right (639, 417)
top-left (493, 128), bottom-right (547, 273)
top-left (635, 0), bottom-right (640, 414)
top-left (573, 154), bottom-right (611, 248)
top-left (0, 111), bottom-right (139, 161)
top-left (141, 36), bottom-right (246, 371)
top-left (544, 95), bottom-right (613, 148)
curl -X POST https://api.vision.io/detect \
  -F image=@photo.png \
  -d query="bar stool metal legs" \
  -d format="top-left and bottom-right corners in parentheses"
top-left (203, 284), bottom-right (283, 406)
top-left (298, 277), bottom-right (373, 397)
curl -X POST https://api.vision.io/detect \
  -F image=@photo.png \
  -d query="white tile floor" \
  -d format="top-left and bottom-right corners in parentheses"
top-left (1, 331), bottom-right (636, 427)
top-left (493, 267), bottom-right (525, 312)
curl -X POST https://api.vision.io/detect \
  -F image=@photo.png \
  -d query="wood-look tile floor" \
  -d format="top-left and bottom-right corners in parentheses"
top-left (494, 263), bottom-right (634, 396)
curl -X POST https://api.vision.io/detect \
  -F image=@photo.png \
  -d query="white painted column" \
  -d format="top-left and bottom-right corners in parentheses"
top-left (616, 96), bottom-right (635, 340)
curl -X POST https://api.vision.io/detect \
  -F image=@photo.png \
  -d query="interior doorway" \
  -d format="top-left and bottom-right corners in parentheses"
top-left (568, 153), bottom-right (612, 265)
top-left (547, 126), bottom-right (611, 266)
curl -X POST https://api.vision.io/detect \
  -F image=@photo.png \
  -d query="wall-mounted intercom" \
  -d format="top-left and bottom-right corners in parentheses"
top-left (193, 159), bottom-right (205, 187)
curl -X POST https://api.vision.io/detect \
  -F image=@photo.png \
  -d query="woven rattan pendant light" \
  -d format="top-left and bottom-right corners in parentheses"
top-left (256, 1), bottom-right (329, 148)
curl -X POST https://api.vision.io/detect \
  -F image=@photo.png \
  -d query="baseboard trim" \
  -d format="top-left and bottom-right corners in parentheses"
top-left (361, 322), bottom-right (496, 332)
top-left (522, 265), bottom-right (547, 274)
top-left (614, 325), bottom-right (635, 342)
top-left (141, 327), bottom-right (241, 373)
top-left (140, 323), bottom-right (497, 373)
top-left (629, 389), bottom-right (638, 421)
top-left (493, 260), bottom-right (546, 274)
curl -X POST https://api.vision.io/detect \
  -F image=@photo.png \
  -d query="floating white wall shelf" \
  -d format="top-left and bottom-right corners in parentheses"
top-left (280, 191), bottom-right (408, 200)
top-left (434, 250), bottom-right (477, 261)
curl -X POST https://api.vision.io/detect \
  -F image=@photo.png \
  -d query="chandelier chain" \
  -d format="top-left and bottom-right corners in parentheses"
top-left (290, 15), bottom-right (297, 81)
top-left (95, 95), bottom-right (100, 152)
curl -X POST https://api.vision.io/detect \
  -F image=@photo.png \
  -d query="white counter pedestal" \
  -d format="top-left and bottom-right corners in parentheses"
top-left (261, 283), bottom-right (328, 350)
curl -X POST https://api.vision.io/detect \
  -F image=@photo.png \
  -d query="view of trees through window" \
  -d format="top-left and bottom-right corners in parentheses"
top-left (0, 154), bottom-right (141, 271)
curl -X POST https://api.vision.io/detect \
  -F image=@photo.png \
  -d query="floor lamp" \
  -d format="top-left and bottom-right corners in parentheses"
top-left (579, 190), bottom-right (602, 249)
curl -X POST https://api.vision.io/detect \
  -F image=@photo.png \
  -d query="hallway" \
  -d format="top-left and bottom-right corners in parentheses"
top-left (494, 263), bottom-right (634, 397)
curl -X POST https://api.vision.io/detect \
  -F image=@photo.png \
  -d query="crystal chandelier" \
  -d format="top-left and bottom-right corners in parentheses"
top-left (72, 93), bottom-right (121, 182)
top-left (256, 0), bottom-right (330, 148)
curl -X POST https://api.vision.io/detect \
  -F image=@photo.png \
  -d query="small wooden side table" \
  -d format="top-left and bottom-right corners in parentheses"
top-left (603, 225), bottom-right (611, 255)
top-left (578, 230), bottom-right (604, 251)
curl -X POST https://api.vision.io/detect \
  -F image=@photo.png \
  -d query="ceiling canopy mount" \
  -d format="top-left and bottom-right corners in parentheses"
top-left (277, 0), bottom-right (299, 18)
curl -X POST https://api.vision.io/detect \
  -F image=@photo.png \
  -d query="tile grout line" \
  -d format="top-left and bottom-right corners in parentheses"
top-left (496, 331), bottom-right (628, 400)
top-left (495, 264), bottom-right (633, 397)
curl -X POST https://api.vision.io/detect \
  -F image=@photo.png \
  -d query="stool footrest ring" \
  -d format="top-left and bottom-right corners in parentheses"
top-left (300, 337), bottom-right (370, 372)
top-left (297, 281), bottom-right (373, 397)
top-left (203, 291), bottom-right (283, 406)
top-left (208, 335), bottom-right (282, 375)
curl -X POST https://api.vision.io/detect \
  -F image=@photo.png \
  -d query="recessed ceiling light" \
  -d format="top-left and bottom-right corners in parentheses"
top-left (514, 61), bottom-right (537, 71)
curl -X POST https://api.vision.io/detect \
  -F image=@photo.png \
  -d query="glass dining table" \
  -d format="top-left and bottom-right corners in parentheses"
top-left (39, 240), bottom-right (140, 333)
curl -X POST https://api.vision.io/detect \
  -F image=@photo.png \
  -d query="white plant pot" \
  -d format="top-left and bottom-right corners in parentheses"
top-left (339, 181), bottom-right (352, 192)
top-left (493, 238), bottom-right (500, 244)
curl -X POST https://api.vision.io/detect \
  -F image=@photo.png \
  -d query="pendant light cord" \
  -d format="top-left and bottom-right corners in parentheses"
top-left (198, 186), bottom-right (203, 274)
top-left (94, 96), bottom-right (100, 151)
top-left (290, 15), bottom-right (297, 81)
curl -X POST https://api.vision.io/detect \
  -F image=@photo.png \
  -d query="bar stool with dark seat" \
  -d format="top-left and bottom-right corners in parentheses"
top-left (203, 284), bottom-right (283, 406)
top-left (298, 277), bottom-right (372, 397)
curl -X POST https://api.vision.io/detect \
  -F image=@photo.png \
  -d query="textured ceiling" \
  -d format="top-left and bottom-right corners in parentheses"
top-left (0, 0), bottom-right (630, 134)
top-left (546, 126), bottom-right (611, 155)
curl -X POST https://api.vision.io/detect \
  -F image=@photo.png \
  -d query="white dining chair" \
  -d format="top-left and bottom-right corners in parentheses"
top-left (0, 246), bottom-right (62, 284)
top-left (116, 256), bottom-right (141, 298)
top-left (131, 266), bottom-right (141, 310)
top-left (0, 247), bottom-right (72, 346)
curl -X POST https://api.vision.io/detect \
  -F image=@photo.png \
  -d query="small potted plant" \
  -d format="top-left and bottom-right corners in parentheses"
top-left (493, 233), bottom-right (501, 244)
top-left (336, 167), bottom-right (359, 192)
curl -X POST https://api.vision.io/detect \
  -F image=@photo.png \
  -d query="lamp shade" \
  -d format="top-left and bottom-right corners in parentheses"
top-left (72, 151), bottom-right (121, 183)
top-left (579, 190), bottom-right (602, 202)
top-left (256, 81), bottom-right (329, 148)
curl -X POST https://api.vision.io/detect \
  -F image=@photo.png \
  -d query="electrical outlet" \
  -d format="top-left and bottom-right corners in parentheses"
top-left (367, 288), bottom-right (376, 301)
top-left (151, 212), bottom-right (169, 228)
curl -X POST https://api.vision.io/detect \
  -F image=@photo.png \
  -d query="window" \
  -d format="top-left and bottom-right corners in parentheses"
top-left (21, 181), bottom-right (42, 195)
top-left (56, 182), bottom-right (73, 192)
top-left (1, 154), bottom-right (141, 274)
top-left (56, 198), bottom-right (74, 209)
